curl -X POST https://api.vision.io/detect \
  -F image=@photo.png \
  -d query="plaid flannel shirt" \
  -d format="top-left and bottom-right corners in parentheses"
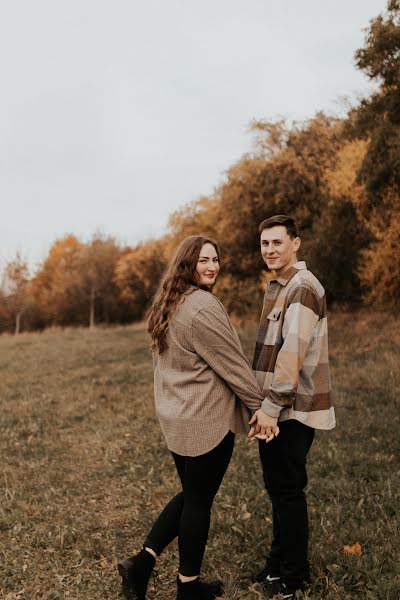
top-left (253, 261), bottom-right (335, 430)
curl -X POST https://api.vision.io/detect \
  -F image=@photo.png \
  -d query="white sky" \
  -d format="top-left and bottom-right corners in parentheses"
top-left (1, 0), bottom-right (385, 272)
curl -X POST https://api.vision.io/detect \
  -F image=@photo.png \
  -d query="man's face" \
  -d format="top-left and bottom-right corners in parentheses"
top-left (260, 225), bottom-right (301, 274)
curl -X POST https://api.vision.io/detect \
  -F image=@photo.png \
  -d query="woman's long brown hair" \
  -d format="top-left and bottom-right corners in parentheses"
top-left (147, 235), bottom-right (220, 353)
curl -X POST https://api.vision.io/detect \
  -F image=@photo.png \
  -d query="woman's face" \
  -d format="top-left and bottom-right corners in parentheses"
top-left (194, 242), bottom-right (220, 287)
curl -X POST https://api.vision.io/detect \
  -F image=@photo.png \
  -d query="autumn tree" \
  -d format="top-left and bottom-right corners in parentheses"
top-left (165, 115), bottom-right (367, 314)
top-left (194, 115), bottom-right (342, 314)
top-left (359, 191), bottom-right (400, 309)
top-left (308, 139), bottom-right (371, 304)
top-left (32, 235), bottom-right (84, 326)
top-left (77, 233), bottom-right (122, 329)
top-left (167, 197), bottom-right (222, 246)
top-left (3, 253), bottom-right (30, 334)
top-left (5, 2), bottom-right (399, 328)
top-left (114, 239), bottom-right (167, 319)
top-left (348, 0), bottom-right (400, 307)
top-left (0, 286), bottom-right (10, 332)
top-left (351, 0), bottom-right (400, 199)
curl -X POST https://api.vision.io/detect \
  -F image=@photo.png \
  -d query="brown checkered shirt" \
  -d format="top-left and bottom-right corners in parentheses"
top-left (253, 261), bottom-right (335, 430)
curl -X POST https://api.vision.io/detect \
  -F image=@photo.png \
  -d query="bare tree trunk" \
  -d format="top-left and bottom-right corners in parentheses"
top-left (89, 285), bottom-right (95, 330)
top-left (15, 312), bottom-right (21, 335)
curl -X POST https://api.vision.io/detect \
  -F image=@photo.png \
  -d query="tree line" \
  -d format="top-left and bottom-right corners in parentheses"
top-left (1, 0), bottom-right (399, 334)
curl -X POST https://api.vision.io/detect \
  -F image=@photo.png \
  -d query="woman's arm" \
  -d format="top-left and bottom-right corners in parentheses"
top-left (191, 303), bottom-right (263, 413)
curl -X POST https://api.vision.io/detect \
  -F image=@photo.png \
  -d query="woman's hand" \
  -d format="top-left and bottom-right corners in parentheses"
top-left (248, 409), bottom-right (279, 443)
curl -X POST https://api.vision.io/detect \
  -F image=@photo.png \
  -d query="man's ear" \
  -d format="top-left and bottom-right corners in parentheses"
top-left (293, 237), bottom-right (301, 252)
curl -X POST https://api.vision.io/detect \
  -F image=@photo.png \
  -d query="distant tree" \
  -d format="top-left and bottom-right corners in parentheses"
top-left (164, 115), bottom-right (363, 312)
top-left (349, 0), bottom-right (400, 199)
top-left (247, 118), bottom-right (289, 158)
top-left (31, 234), bottom-right (142, 328)
top-left (309, 199), bottom-right (368, 304)
top-left (77, 233), bottom-right (122, 329)
top-left (166, 197), bottom-right (222, 255)
top-left (114, 239), bottom-right (167, 319)
top-left (0, 286), bottom-right (10, 333)
top-left (346, 0), bottom-right (400, 307)
top-left (3, 253), bottom-right (30, 334)
top-left (213, 273), bottom-right (265, 321)
top-left (32, 235), bottom-right (84, 326)
top-left (308, 138), bottom-right (371, 304)
top-left (359, 193), bottom-right (400, 309)
top-left (324, 139), bottom-right (368, 207)
top-left (213, 115), bottom-right (341, 282)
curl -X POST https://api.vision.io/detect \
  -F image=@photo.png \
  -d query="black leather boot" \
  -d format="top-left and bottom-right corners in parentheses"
top-left (176, 576), bottom-right (224, 600)
top-left (117, 548), bottom-right (156, 600)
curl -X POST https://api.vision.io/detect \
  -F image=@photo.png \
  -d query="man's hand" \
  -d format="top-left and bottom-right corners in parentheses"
top-left (248, 409), bottom-right (279, 443)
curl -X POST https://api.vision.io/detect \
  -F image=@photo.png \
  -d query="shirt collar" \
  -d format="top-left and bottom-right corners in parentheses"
top-left (272, 261), bottom-right (307, 286)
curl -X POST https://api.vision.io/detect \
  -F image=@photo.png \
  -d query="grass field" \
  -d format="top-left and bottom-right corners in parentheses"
top-left (1, 313), bottom-right (399, 600)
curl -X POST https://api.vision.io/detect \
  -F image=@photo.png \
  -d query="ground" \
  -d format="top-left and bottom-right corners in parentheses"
top-left (0, 312), bottom-right (399, 599)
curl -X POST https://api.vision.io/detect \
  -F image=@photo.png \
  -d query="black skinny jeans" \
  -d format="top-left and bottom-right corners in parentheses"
top-left (144, 431), bottom-right (234, 576)
top-left (258, 419), bottom-right (315, 590)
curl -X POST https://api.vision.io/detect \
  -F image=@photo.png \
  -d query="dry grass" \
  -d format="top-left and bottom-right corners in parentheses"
top-left (1, 314), bottom-right (399, 599)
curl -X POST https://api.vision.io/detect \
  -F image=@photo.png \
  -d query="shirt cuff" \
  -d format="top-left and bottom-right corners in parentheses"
top-left (261, 397), bottom-right (283, 418)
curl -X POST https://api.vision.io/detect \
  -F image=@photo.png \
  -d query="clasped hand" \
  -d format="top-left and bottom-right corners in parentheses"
top-left (248, 409), bottom-right (279, 443)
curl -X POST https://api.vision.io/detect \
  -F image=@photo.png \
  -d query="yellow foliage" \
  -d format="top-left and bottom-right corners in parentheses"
top-left (360, 197), bottom-right (400, 309)
top-left (167, 197), bottom-right (221, 241)
top-left (32, 235), bottom-right (84, 316)
top-left (324, 139), bottom-right (368, 207)
top-left (114, 239), bottom-right (167, 305)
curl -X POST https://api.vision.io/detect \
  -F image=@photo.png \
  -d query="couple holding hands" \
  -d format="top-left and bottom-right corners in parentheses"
top-left (118, 214), bottom-right (335, 600)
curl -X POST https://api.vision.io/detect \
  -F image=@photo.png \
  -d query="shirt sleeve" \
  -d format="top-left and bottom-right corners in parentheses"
top-left (192, 303), bottom-right (263, 413)
top-left (261, 284), bottom-right (321, 417)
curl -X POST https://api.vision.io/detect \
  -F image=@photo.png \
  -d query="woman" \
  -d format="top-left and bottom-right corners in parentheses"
top-left (118, 235), bottom-right (269, 600)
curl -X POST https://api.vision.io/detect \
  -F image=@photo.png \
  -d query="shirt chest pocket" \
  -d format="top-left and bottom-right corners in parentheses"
top-left (264, 308), bottom-right (282, 345)
top-left (267, 308), bottom-right (281, 321)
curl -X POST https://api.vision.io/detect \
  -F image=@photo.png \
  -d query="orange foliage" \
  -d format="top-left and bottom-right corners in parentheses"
top-left (114, 239), bottom-right (167, 317)
top-left (32, 235), bottom-right (83, 322)
top-left (359, 194), bottom-right (400, 309)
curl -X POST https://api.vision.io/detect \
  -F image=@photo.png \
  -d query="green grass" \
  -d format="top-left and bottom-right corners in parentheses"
top-left (0, 314), bottom-right (399, 599)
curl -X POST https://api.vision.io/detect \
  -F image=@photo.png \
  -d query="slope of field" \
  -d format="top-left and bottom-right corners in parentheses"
top-left (0, 313), bottom-right (399, 600)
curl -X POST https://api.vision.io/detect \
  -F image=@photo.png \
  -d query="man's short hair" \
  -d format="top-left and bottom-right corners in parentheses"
top-left (259, 214), bottom-right (298, 239)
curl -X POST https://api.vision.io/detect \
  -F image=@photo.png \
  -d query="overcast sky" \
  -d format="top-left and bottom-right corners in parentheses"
top-left (1, 0), bottom-right (385, 272)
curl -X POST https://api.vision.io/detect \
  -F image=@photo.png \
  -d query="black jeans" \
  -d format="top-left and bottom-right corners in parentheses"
top-left (258, 419), bottom-right (315, 590)
top-left (144, 431), bottom-right (234, 576)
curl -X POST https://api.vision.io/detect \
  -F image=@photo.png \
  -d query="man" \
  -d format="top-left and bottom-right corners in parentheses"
top-left (250, 214), bottom-right (335, 599)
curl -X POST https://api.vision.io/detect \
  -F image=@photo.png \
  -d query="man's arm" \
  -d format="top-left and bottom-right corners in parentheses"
top-left (261, 283), bottom-right (321, 417)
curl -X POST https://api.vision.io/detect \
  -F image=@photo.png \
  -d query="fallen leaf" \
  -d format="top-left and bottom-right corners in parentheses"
top-left (343, 542), bottom-right (362, 556)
